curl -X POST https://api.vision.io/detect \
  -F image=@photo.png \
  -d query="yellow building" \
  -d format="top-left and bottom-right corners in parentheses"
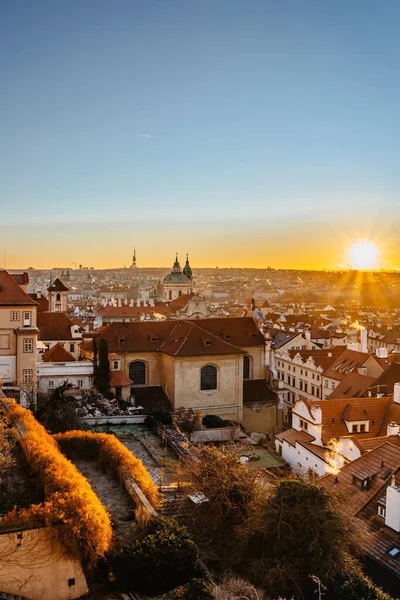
top-left (82, 317), bottom-right (269, 422)
top-left (0, 270), bottom-right (39, 393)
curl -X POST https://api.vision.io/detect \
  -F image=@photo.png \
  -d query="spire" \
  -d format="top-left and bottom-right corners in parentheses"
top-left (172, 254), bottom-right (181, 273)
top-left (183, 253), bottom-right (193, 280)
top-left (131, 246), bottom-right (137, 268)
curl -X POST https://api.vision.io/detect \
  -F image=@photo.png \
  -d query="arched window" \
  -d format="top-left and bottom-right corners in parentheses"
top-left (201, 365), bottom-right (217, 391)
top-left (56, 293), bottom-right (61, 301)
top-left (169, 290), bottom-right (172, 300)
top-left (178, 290), bottom-right (182, 296)
top-left (129, 361), bottom-right (146, 385)
top-left (243, 355), bottom-right (251, 380)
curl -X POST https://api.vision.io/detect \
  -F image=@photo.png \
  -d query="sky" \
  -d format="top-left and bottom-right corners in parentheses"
top-left (0, 0), bottom-right (399, 270)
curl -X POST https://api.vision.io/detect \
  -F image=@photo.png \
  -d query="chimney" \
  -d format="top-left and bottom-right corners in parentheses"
top-left (360, 328), bottom-right (368, 353)
top-left (36, 290), bottom-right (41, 299)
top-left (394, 383), bottom-right (400, 405)
top-left (387, 422), bottom-right (400, 437)
top-left (376, 347), bottom-right (388, 359)
top-left (310, 404), bottom-right (322, 424)
top-left (305, 331), bottom-right (311, 341)
top-left (357, 366), bottom-right (367, 376)
top-left (385, 476), bottom-right (400, 532)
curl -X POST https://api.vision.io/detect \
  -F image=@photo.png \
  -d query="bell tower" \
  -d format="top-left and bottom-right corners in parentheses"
top-left (47, 278), bottom-right (69, 312)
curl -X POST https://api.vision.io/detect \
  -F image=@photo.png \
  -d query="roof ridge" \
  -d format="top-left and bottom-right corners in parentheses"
top-left (184, 320), bottom-right (244, 351)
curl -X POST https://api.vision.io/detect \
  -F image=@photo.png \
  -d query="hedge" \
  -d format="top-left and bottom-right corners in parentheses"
top-left (2, 401), bottom-right (113, 564)
top-left (54, 429), bottom-right (160, 508)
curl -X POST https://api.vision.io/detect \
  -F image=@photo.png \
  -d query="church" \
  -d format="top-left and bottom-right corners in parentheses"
top-left (162, 254), bottom-right (193, 301)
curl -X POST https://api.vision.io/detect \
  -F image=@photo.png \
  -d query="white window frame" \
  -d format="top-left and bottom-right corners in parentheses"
top-left (23, 338), bottom-right (33, 353)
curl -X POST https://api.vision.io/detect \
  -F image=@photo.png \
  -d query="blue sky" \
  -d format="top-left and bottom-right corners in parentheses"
top-left (0, 0), bottom-right (399, 268)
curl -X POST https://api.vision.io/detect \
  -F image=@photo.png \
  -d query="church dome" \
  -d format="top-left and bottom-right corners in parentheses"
top-left (163, 272), bottom-right (190, 284)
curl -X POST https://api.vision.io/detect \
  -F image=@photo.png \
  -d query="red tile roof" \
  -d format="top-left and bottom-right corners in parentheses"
top-left (42, 342), bottom-right (76, 362)
top-left (295, 397), bottom-right (400, 444)
top-left (10, 272), bottom-right (29, 286)
top-left (37, 312), bottom-right (76, 341)
top-left (29, 293), bottom-right (49, 313)
top-left (328, 373), bottom-right (377, 399)
top-left (0, 270), bottom-right (37, 306)
top-left (85, 317), bottom-right (264, 357)
top-left (320, 443), bottom-right (400, 579)
top-left (109, 369), bottom-right (133, 387)
top-left (275, 428), bottom-right (315, 446)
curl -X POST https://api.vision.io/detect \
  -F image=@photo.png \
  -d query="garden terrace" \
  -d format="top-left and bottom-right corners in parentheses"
top-left (1, 400), bottom-right (113, 565)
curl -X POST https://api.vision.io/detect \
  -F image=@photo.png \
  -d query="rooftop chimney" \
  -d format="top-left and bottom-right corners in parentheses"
top-left (376, 347), bottom-right (388, 359)
top-left (387, 422), bottom-right (400, 437)
top-left (360, 328), bottom-right (368, 353)
top-left (385, 476), bottom-right (400, 532)
top-left (305, 331), bottom-right (311, 341)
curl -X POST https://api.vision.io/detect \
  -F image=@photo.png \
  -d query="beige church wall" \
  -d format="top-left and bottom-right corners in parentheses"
top-left (242, 402), bottom-right (278, 434)
top-left (173, 354), bottom-right (243, 421)
top-left (242, 346), bottom-right (265, 379)
top-left (120, 351), bottom-right (164, 386)
top-left (161, 353), bottom-right (176, 404)
top-left (0, 526), bottom-right (88, 600)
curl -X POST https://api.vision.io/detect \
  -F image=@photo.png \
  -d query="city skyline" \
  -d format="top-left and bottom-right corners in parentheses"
top-left (1, 0), bottom-right (399, 269)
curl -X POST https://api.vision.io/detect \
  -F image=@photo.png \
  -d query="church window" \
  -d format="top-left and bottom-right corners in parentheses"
top-left (129, 361), bottom-right (146, 385)
top-left (169, 290), bottom-right (172, 300)
top-left (56, 293), bottom-right (61, 301)
top-left (201, 365), bottom-right (217, 391)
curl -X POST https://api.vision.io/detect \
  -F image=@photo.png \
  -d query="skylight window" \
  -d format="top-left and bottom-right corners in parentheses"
top-left (388, 546), bottom-right (400, 558)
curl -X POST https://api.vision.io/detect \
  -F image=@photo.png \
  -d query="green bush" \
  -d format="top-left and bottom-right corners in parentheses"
top-left (202, 414), bottom-right (230, 428)
top-left (334, 573), bottom-right (396, 600)
top-left (151, 410), bottom-right (174, 425)
top-left (111, 516), bottom-right (198, 595)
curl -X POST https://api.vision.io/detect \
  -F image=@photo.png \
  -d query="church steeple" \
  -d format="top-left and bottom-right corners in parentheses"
top-left (172, 253), bottom-right (181, 274)
top-left (131, 247), bottom-right (137, 268)
top-left (183, 254), bottom-right (193, 280)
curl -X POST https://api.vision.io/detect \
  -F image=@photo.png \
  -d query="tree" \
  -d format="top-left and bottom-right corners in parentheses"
top-left (94, 338), bottom-right (110, 395)
top-left (0, 414), bottom-right (15, 482)
top-left (37, 381), bottom-right (80, 433)
top-left (110, 516), bottom-right (198, 595)
top-left (180, 446), bottom-right (262, 569)
top-left (245, 478), bottom-right (364, 598)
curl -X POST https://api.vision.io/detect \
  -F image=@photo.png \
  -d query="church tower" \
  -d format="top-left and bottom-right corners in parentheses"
top-left (47, 278), bottom-right (69, 312)
top-left (130, 247), bottom-right (137, 268)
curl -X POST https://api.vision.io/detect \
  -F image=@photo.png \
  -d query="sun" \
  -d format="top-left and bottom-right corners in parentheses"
top-left (348, 241), bottom-right (379, 270)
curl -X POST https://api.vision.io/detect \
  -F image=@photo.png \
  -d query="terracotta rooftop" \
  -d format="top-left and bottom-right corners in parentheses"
top-left (243, 379), bottom-right (279, 405)
top-left (295, 397), bottom-right (400, 445)
top-left (323, 349), bottom-right (378, 381)
top-left (320, 443), bottom-right (400, 580)
top-left (42, 342), bottom-right (76, 362)
top-left (275, 428), bottom-right (315, 446)
top-left (84, 317), bottom-right (264, 357)
top-left (37, 312), bottom-right (76, 341)
top-left (29, 293), bottom-right (49, 313)
top-left (328, 373), bottom-right (377, 399)
top-left (0, 270), bottom-right (37, 306)
top-left (109, 369), bottom-right (133, 387)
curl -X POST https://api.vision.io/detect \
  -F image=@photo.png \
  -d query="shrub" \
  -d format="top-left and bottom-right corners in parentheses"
top-left (157, 578), bottom-right (214, 600)
top-left (55, 429), bottom-right (160, 508)
top-left (202, 415), bottom-right (230, 429)
top-left (2, 401), bottom-right (113, 564)
top-left (151, 410), bottom-right (174, 425)
top-left (111, 516), bottom-right (198, 595)
top-left (334, 572), bottom-right (396, 600)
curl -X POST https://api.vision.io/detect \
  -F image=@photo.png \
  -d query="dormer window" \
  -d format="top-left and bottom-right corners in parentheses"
top-left (352, 473), bottom-right (373, 491)
top-left (113, 360), bottom-right (120, 370)
top-left (204, 340), bottom-right (212, 347)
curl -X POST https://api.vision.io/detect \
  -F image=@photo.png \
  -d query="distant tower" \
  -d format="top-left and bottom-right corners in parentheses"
top-left (47, 278), bottom-right (69, 312)
top-left (130, 247), bottom-right (137, 269)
